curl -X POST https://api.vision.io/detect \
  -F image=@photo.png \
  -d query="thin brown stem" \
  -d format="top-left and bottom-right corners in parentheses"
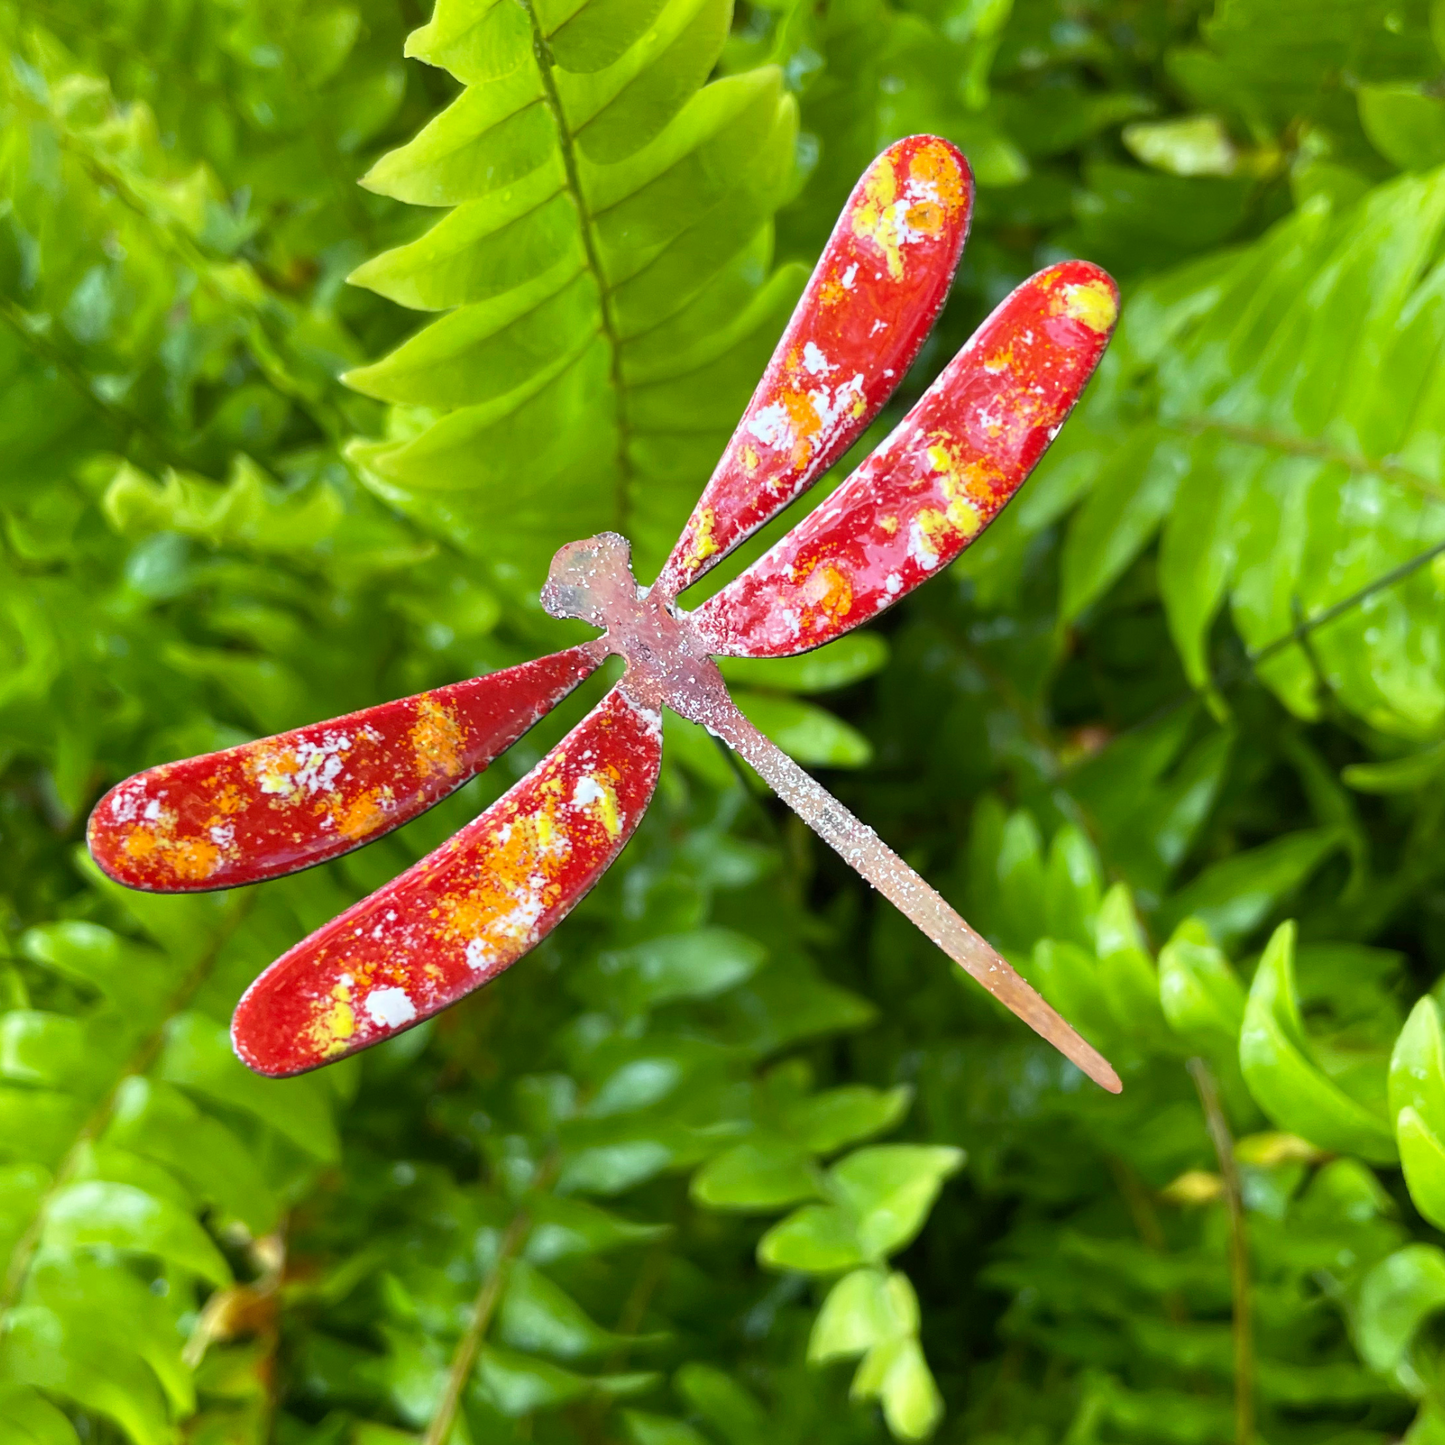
top-left (1188, 1057), bottom-right (1253, 1445)
top-left (424, 1154), bottom-right (560, 1445)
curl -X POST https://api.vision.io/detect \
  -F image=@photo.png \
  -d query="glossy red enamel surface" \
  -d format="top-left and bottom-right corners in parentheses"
top-left (231, 685), bottom-right (661, 1076)
top-left (692, 262), bottom-right (1119, 658)
top-left (656, 135), bottom-right (972, 599)
top-left (87, 646), bottom-right (600, 891)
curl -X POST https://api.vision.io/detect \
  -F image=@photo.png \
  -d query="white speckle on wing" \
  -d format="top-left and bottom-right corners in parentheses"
top-left (365, 987), bottom-right (417, 1029)
top-left (749, 401), bottom-right (793, 451)
top-left (571, 776), bottom-right (605, 810)
top-left (802, 341), bottom-right (833, 376)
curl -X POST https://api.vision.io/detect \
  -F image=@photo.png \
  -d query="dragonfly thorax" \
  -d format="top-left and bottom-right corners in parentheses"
top-left (541, 532), bottom-right (730, 719)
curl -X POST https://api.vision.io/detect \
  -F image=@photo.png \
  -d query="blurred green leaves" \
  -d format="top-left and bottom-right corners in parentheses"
top-left (6, 0), bottom-right (1445, 1442)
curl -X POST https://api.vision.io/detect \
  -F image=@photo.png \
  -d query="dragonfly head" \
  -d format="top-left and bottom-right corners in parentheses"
top-left (541, 531), bottom-right (640, 630)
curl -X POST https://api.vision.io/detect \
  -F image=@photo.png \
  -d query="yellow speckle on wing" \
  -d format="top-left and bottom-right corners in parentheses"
top-left (914, 507), bottom-right (955, 562)
top-left (1056, 278), bottom-right (1117, 334)
top-left (946, 497), bottom-right (983, 537)
top-left (689, 507), bottom-right (721, 566)
top-left (852, 157), bottom-right (905, 281)
top-left (253, 746), bottom-right (300, 798)
top-left (880, 514), bottom-right (899, 536)
top-left (411, 695), bottom-right (465, 779)
top-left (581, 774), bottom-right (623, 839)
top-left (741, 445), bottom-right (759, 474)
top-left (309, 981), bottom-right (357, 1058)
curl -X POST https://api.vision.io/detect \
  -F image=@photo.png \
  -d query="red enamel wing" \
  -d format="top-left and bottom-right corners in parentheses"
top-left (88, 136), bottom-right (1123, 1091)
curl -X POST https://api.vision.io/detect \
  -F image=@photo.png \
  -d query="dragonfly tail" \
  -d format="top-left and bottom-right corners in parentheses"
top-left (707, 700), bottom-right (1122, 1093)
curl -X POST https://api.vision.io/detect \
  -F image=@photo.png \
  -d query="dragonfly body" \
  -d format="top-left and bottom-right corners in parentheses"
top-left (90, 135), bottom-right (1125, 1093)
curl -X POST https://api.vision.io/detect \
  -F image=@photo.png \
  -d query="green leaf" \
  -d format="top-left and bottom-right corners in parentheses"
top-left (1158, 918), bottom-right (1248, 1052)
top-left (1093, 883), bottom-right (1170, 1041)
top-left (717, 634), bottom-right (890, 694)
top-left (757, 1202), bottom-right (865, 1273)
top-left (0, 1383), bottom-right (82, 1445)
top-left (1391, 999), bottom-right (1445, 1229)
top-left (575, 928), bottom-right (766, 1014)
top-left (42, 1180), bottom-right (231, 1286)
top-left (1239, 922), bottom-right (1396, 1162)
top-left (1044, 825), bottom-right (1103, 951)
top-left (622, 1412), bottom-right (710, 1445)
top-left (0, 1306), bottom-right (172, 1445)
top-left (691, 1137), bottom-right (818, 1211)
top-left (673, 1364), bottom-right (767, 1445)
top-left (734, 691), bottom-right (873, 769)
top-left (808, 1267), bottom-right (917, 1362)
top-left (781, 1084), bottom-right (912, 1154)
top-left (1356, 1244), bottom-right (1445, 1375)
top-left (1060, 427), bottom-right (1188, 620)
top-left (104, 1077), bottom-right (278, 1238)
top-left (158, 1013), bottom-right (339, 1162)
top-left (830, 1146), bottom-right (963, 1262)
top-left (1342, 740), bottom-right (1445, 794)
top-left (497, 1259), bottom-right (623, 1359)
top-left (349, 11), bottom-right (799, 584)
top-left (524, 1195), bottom-right (670, 1264)
top-left (1359, 85), bottom-right (1445, 172)
top-left (850, 1335), bottom-right (944, 1442)
top-left (1158, 828), bottom-right (1347, 947)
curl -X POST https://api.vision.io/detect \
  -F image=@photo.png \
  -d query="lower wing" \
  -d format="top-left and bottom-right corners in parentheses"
top-left (230, 683), bottom-right (662, 1076)
top-left (690, 262), bottom-right (1117, 657)
top-left (87, 645), bottom-right (602, 891)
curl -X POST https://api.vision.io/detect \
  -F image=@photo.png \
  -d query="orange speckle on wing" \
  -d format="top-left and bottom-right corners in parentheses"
top-left (983, 343), bottom-right (1015, 374)
top-left (121, 828), bottom-right (158, 863)
top-left (411, 695), bottom-right (465, 779)
top-left (797, 561), bottom-right (853, 630)
top-left (909, 139), bottom-right (966, 210)
top-left (334, 786), bottom-right (393, 841)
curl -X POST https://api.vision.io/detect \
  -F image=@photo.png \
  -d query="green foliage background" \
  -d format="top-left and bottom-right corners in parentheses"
top-left (4, 0), bottom-right (1445, 1441)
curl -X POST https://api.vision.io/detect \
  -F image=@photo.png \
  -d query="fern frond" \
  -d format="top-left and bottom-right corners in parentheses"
top-left (345, 0), bottom-right (804, 589)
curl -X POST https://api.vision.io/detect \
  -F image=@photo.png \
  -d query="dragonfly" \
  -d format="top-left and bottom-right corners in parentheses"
top-left (88, 135), bottom-right (1122, 1093)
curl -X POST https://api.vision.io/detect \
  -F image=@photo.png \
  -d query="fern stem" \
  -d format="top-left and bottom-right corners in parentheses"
top-left (424, 1153), bottom-right (559, 1445)
top-left (1246, 535), bottom-right (1445, 669)
top-left (517, 0), bottom-right (635, 529)
top-left (0, 896), bottom-right (254, 1315)
top-left (1173, 416), bottom-right (1445, 506)
top-left (0, 295), bottom-right (195, 474)
top-left (1188, 1057), bottom-right (1253, 1445)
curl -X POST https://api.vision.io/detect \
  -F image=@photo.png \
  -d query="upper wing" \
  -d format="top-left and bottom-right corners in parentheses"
top-left (231, 683), bottom-right (661, 1076)
top-left (87, 645), bottom-right (602, 892)
top-left (655, 135), bottom-right (973, 600)
top-left (691, 262), bottom-right (1118, 657)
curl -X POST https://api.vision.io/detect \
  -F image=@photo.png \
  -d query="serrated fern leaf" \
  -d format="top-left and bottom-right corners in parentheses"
top-left (0, 875), bottom-right (344, 1445)
top-left (976, 170), bottom-right (1445, 740)
top-left (345, 0), bottom-right (802, 591)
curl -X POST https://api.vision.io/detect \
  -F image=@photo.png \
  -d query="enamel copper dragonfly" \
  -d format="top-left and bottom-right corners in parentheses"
top-left (88, 136), bottom-right (1123, 1093)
